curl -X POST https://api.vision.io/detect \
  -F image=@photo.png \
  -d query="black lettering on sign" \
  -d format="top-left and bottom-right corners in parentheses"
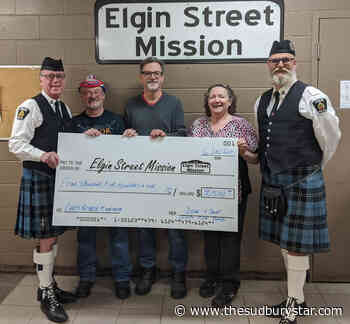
top-left (184, 7), bottom-right (199, 27)
top-left (245, 9), bottom-right (261, 26)
top-left (106, 8), bottom-right (119, 28)
top-left (135, 35), bottom-right (242, 57)
top-left (106, 7), bottom-right (171, 33)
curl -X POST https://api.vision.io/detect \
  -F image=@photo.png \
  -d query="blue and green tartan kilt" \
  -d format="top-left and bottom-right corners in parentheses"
top-left (15, 168), bottom-right (66, 239)
top-left (259, 165), bottom-right (330, 254)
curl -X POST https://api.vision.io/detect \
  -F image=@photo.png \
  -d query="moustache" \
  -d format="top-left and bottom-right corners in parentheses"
top-left (273, 67), bottom-right (290, 74)
top-left (87, 99), bottom-right (101, 106)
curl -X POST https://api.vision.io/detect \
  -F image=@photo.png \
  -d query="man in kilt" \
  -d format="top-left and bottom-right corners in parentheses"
top-left (9, 57), bottom-right (76, 323)
top-left (255, 40), bottom-right (341, 324)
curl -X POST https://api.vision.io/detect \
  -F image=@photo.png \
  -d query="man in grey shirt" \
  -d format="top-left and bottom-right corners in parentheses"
top-left (124, 57), bottom-right (187, 299)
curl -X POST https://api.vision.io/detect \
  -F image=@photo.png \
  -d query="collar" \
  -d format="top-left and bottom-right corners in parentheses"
top-left (272, 77), bottom-right (298, 97)
top-left (142, 91), bottom-right (162, 106)
top-left (41, 90), bottom-right (60, 107)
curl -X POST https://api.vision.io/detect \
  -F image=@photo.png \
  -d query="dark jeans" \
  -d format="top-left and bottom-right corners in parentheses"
top-left (77, 227), bottom-right (132, 282)
top-left (138, 228), bottom-right (188, 273)
top-left (203, 196), bottom-right (248, 292)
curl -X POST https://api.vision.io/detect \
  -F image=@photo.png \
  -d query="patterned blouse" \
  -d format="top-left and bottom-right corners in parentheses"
top-left (189, 115), bottom-right (258, 202)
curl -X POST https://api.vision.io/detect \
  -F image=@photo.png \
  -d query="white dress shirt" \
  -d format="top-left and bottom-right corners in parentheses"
top-left (8, 91), bottom-right (72, 162)
top-left (254, 80), bottom-right (341, 167)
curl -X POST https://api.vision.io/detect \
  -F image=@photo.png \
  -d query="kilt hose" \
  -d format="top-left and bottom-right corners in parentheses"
top-left (259, 165), bottom-right (330, 254)
top-left (15, 168), bottom-right (66, 239)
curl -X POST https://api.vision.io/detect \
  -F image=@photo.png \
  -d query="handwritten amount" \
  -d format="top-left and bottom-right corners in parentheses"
top-left (60, 178), bottom-right (174, 194)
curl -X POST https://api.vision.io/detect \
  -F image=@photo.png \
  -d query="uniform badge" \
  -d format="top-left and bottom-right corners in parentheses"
top-left (313, 98), bottom-right (327, 113)
top-left (16, 107), bottom-right (30, 120)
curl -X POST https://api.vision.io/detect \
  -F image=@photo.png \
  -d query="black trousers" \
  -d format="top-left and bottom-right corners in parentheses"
top-left (203, 196), bottom-right (248, 292)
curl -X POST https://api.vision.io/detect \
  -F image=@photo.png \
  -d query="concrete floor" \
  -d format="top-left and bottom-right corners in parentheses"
top-left (0, 273), bottom-right (349, 324)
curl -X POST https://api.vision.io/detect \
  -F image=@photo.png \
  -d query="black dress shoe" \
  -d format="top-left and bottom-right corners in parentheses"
top-left (267, 299), bottom-right (307, 318)
top-left (39, 286), bottom-right (68, 323)
top-left (53, 283), bottom-right (77, 304)
top-left (279, 318), bottom-right (297, 324)
top-left (37, 282), bottom-right (77, 304)
top-left (75, 281), bottom-right (94, 298)
top-left (211, 289), bottom-right (237, 308)
top-left (135, 267), bottom-right (156, 295)
top-left (199, 279), bottom-right (219, 298)
top-left (171, 272), bottom-right (187, 299)
top-left (278, 297), bottom-right (298, 324)
top-left (115, 281), bottom-right (131, 299)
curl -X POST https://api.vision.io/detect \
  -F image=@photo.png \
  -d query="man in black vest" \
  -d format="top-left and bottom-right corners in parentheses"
top-left (9, 57), bottom-right (76, 323)
top-left (255, 41), bottom-right (341, 324)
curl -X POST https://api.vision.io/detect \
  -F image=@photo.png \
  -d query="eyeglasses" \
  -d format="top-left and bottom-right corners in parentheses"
top-left (267, 57), bottom-right (295, 65)
top-left (141, 71), bottom-right (163, 77)
top-left (40, 73), bottom-right (66, 80)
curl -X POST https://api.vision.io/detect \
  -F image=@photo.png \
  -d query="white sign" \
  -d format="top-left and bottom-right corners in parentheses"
top-left (53, 134), bottom-right (238, 231)
top-left (340, 80), bottom-right (350, 109)
top-left (95, 0), bottom-right (284, 63)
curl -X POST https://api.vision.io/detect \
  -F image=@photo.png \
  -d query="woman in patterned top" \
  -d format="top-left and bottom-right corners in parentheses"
top-left (189, 84), bottom-right (258, 308)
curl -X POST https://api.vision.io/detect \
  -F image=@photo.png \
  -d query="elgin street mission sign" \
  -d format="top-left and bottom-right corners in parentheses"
top-left (95, 0), bottom-right (284, 63)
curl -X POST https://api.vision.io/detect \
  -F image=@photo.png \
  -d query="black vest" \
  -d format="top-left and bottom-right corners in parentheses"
top-left (23, 94), bottom-right (71, 175)
top-left (257, 81), bottom-right (322, 174)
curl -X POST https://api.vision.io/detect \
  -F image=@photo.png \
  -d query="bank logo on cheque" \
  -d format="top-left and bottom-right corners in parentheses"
top-left (180, 160), bottom-right (211, 174)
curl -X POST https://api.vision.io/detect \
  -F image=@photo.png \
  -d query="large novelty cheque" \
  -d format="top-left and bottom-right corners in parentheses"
top-left (53, 133), bottom-right (238, 232)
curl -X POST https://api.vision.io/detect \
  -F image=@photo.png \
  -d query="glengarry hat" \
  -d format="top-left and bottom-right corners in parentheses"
top-left (40, 57), bottom-right (64, 71)
top-left (269, 40), bottom-right (296, 57)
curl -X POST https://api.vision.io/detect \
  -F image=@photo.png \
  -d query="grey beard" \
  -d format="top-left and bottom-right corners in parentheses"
top-left (272, 70), bottom-right (296, 88)
top-left (146, 82), bottom-right (160, 91)
top-left (87, 100), bottom-right (103, 110)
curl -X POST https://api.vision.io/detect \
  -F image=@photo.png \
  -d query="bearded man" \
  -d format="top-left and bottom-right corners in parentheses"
top-left (254, 40), bottom-right (341, 324)
top-left (73, 75), bottom-right (132, 300)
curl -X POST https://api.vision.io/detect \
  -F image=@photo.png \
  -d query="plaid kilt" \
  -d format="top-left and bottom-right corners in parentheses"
top-left (259, 165), bottom-right (329, 254)
top-left (15, 168), bottom-right (66, 239)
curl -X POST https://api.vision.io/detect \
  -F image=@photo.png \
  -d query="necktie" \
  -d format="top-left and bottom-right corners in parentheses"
top-left (55, 101), bottom-right (62, 122)
top-left (270, 91), bottom-right (280, 117)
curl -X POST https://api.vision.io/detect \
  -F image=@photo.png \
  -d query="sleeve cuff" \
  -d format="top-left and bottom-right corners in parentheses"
top-left (31, 148), bottom-right (46, 162)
